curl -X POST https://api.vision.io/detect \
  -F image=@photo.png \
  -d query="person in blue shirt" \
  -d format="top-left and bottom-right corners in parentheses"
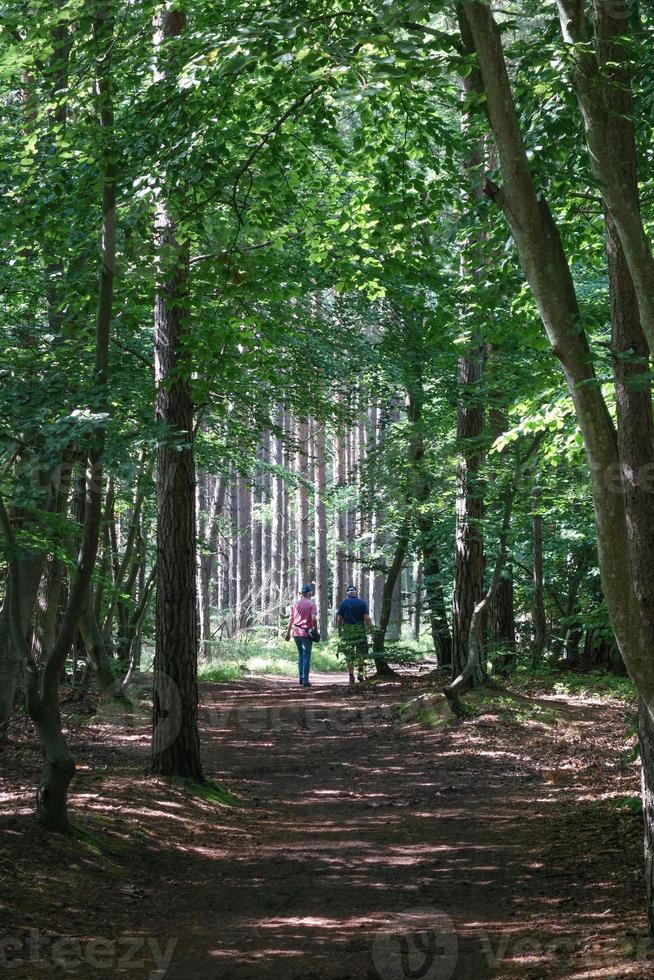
top-left (336, 585), bottom-right (374, 684)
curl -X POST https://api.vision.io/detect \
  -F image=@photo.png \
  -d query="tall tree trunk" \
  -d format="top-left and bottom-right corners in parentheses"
top-left (313, 421), bottom-right (329, 639)
top-left (196, 470), bottom-right (211, 657)
top-left (345, 415), bottom-right (356, 588)
top-left (297, 417), bottom-right (310, 587)
top-left (640, 702), bottom-right (654, 931)
top-left (333, 426), bottom-right (347, 615)
top-left (458, 5), bottom-right (654, 931)
top-left (531, 496), bottom-right (547, 664)
top-left (280, 435), bottom-right (289, 619)
top-left (490, 568), bottom-right (516, 675)
top-left (447, 437), bottom-right (541, 705)
top-left (272, 412), bottom-right (284, 624)
top-left (372, 520), bottom-right (410, 673)
top-left (420, 527), bottom-right (452, 666)
top-left (368, 402), bottom-right (381, 613)
top-left (387, 569), bottom-right (403, 642)
top-left (413, 561), bottom-right (423, 642)
top-left (358, 402), bottom-right (370, 606)
top-left (595, 2), bottom-right (654, 930)
top-left (198, 474), bottom-right (226, 655)
top-left (252, 444), bottom-right (263, 616)
top-left (229, 477), bottom-right (238, 635)
top-left (151, 5), bottom-right (203, 783)
top-left (283, 410), bottom-right (294, 598)
top-left (261, 430), bottom-right (272, 623)
top-left (452, 65), bottom-right (486, 677)
top-left (457, 1), bottom-right (651, 703)
top-left (236, 471), bottom-right (252, 630)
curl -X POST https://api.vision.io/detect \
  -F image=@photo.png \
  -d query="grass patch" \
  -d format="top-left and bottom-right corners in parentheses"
top-left (199, 632), bottom-right (348, 681)
top-left (515, 663), bottom-right (635, 701)
top-left (395, 694), bottom-right (458, 728)
top-left (612, 795), bottom-right (642, 815)
top-left (394, 684), bottom-right (566, 731)
top-left (169, 776), bottom-right (241, 807)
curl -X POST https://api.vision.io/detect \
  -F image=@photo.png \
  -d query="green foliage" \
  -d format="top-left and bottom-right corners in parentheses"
top-left (199, 634), bottom-right (344, 681)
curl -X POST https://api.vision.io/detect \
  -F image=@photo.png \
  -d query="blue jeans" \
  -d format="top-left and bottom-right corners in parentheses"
top-left (294, 636), bottom-right (313, 684)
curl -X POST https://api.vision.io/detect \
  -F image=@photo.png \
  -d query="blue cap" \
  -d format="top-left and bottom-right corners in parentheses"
top-left (346, 585), bottom-right (357, 595)
top-left (300, 584), bottom-right (313, 595)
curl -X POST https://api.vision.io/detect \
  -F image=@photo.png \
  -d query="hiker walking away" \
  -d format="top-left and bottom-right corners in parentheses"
top-left (285, 585), bottom-right (318, 688)
top-left (336, 585), bottom-right (374, 685)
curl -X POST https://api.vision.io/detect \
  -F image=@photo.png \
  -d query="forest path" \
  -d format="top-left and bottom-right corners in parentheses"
top-left (157, 674), bottom-right (645, 979)
top-left (1, 673), bottom-right (646, 979)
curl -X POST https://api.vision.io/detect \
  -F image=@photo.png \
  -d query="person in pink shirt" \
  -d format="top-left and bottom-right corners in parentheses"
top-left (285, 584), bottom-right (318, 687)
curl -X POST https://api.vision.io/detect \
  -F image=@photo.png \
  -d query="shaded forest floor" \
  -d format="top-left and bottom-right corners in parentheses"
top-left (0, 670), bottom-right (650, 979)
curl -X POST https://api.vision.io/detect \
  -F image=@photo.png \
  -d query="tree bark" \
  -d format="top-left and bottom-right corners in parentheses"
top-left (151, 5), bottom-right (203, 783)
top-left (531, 500), bottom-right (547, 664)
top-left (458, 1), bottom-right (654, 710)
top-left (236, 471), bottom-right (252, 630)
top-left (555, 0), bottom-right (654, 356)
top-left (333, 426), bottom-right (347, 614)
top-left (413, 561), bottom-right (423, 642)
top-left (296, 417), bottom-right (311, 587)
top-left (272, 410), bottom-right (284, 623)
top-left (640, 701), bottom-right (654, 931)
top-left (490, 568), bottom-right (516, 675)
top-left (313, 421), bottom-right (330, 639)
top-left (446, 437), bottom-right (541, 704)
top-left (261, 430), bottom-right (272, 622)
top-left (452, 342), bottom-right (485, 677)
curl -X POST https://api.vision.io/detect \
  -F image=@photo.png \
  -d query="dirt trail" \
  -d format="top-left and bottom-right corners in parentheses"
top-left (0, 673), bottom-right (648, 979)
top-left (166, 674), bottom-right (646, 979)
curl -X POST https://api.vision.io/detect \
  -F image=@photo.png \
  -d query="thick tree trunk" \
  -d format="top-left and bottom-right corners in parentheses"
top-left (151, 7), bottom-right (203, 784)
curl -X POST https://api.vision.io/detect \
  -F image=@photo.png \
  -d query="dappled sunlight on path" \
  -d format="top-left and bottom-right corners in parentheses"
top-left (0, 673), bottom-right (646, 979)
top-left (161, 674), bottom-right (646, 979)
